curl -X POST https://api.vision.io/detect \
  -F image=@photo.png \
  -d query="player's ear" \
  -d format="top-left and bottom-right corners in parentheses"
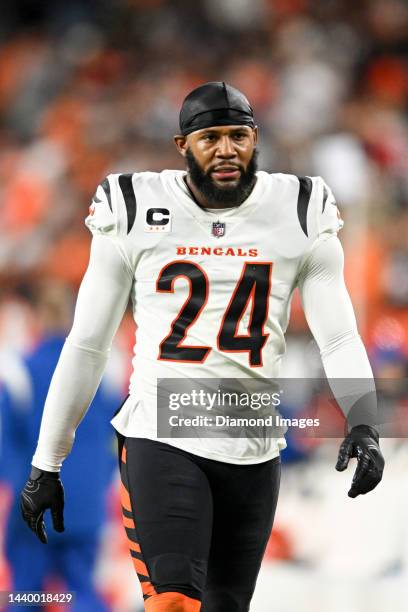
top-left (252, 126), bottom-right (258, 146)
top-left (174, 135), bottom-right (188, 157)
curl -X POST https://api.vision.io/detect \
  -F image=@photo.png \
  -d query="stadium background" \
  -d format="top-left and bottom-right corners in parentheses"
top-left (0, 0), bottom-right (407, 610)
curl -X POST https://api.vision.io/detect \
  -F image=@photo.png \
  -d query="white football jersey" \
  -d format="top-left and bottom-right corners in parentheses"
top-left (85, 170), bottom-right (342, 464)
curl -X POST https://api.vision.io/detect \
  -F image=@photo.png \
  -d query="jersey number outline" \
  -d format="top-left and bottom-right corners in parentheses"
top-left (156, 260), bottom-right (272, 367)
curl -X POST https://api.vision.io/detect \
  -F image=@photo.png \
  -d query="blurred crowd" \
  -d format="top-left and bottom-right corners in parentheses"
top-left (0, 0), bottom-right (407, 354)
top-left (0, 1), bottom-right (407, 611)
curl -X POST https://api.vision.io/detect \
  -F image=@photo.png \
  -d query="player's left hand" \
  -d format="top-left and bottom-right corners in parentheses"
top-left (335, 424), bottom-right (384, 498)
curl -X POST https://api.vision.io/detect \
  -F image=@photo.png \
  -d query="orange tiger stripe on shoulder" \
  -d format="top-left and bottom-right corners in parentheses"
top-left (121, 444), bottom-right (127, 463)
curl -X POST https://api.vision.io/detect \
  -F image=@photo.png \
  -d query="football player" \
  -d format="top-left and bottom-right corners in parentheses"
top-left (21, 82), bottom-right (384, 612)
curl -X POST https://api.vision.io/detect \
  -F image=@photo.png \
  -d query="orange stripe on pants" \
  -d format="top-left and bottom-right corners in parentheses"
top-left (128, 540), bottom-right (141, 553)
top-left (144, 592), bottom-right (201, 611)
top-left (132, 557), bottom-right (149, 577)
top-left (141, 580), bottom-right (157, 598)
top-left (120, 482), bottom-right (132, 512)
top-left (120, 439), bottom-right (158, 601)
top-left (123, 516), bottom-right (135, 529)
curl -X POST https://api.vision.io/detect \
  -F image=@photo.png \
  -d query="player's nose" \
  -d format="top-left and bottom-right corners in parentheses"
top-left (216, 136), bottom-right (236, 158)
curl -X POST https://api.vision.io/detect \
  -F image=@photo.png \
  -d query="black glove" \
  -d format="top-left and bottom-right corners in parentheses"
top-left (336, 425), bottom-right (384, 498)
top-left (21, 466), bottom-right (65, 543)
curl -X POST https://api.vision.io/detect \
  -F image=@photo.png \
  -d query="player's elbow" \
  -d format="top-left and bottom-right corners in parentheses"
top-left (64, 333), bottom-right (111, 357)
top-left (320, 329), bottom-right (361, 358)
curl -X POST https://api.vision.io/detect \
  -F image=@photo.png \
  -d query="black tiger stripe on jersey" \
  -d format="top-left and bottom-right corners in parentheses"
top-left (322, 184), bottom-right (329, 213)
top-left (100, 177), bottom-right (112, 211)
top-left (297, 176), bottom-right (313, 237)
top-left (118, 173), bottom-right (137, 234)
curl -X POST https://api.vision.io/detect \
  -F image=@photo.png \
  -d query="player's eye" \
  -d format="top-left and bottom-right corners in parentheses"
top-left (233, 132), bottom-right (246, 140)
top-left (203, 133), bottom-right (217, 142)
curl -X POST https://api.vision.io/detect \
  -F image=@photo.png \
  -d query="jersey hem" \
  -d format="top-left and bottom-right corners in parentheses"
top-left (111, 421), bottom-right (286, 465)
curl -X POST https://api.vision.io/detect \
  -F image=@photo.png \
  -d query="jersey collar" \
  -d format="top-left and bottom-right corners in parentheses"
top-left (169, 170), bottom-right (267, 221)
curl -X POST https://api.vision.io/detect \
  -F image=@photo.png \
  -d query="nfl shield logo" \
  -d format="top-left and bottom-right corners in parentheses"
top-left (212, 221), bottom-right (225, 238)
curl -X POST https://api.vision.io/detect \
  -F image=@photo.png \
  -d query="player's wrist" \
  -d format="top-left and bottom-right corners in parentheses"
top-left (349, 424), bottom-right (379, 442)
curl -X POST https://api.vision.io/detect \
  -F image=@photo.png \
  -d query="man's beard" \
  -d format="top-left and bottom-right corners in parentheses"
top-left (185, 148), bottom-right (258, 207)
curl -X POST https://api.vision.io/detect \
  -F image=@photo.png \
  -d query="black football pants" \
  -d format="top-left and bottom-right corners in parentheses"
top-left (117, 434), bottom-right (281, 611)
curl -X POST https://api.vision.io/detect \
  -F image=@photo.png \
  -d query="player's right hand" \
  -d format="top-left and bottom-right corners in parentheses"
top-left (21, 466), bottom-right (65, 544)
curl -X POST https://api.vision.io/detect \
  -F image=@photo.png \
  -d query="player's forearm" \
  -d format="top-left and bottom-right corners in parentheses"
top-left (299, 235), bottom-right (378, 430)
top-left (320, 331), bottom-right (378, 429)
top-left (31, 341), bottom-right (108, 471)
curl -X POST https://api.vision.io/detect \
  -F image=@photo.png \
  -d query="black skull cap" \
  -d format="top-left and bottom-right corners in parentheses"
top-left (179, 81), bottom-right (255, 136)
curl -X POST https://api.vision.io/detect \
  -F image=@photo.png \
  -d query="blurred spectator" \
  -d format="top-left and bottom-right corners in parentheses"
top-left (0, 282), bottom-right (121, 611)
